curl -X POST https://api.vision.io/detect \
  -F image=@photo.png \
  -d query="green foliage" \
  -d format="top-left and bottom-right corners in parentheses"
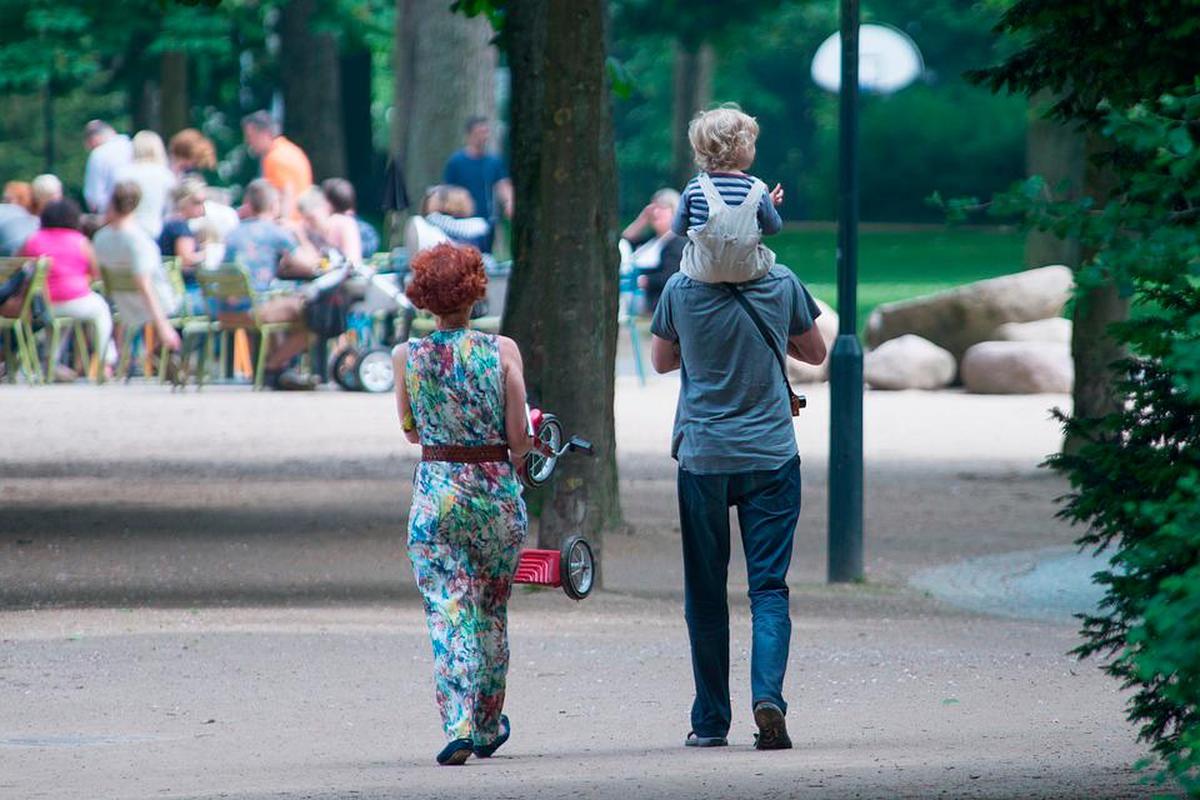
top-left (1014, 88), bottom-right (1200, 796)
top-left (965, 2), bottom-right (1200, 792)
top-left (0, 0), bottom-right (392, 198)
top-left (609, 0), bottom-right (1024, 222)
top-left (969, 0), bottom-right (1200, 125)
top-left (613, 0), bottom-right (782, 49)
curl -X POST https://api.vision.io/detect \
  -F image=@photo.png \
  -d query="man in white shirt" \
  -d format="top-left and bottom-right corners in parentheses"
top-left (83, 120), bottom-right (133, 215)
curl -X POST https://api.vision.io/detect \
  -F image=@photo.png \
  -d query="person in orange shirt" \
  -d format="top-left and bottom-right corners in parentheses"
top-left (241, 111), bottom-right (313, 220)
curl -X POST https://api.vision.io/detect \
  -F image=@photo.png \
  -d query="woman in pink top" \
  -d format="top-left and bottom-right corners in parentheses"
top-left (19, 199), bottom-right (114, 376)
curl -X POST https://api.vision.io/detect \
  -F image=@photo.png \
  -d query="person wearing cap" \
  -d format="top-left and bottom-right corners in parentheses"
top-left (82, 120), bottom-right (133, 215)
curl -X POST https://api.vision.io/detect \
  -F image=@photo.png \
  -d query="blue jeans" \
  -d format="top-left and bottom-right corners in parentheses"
top-left (677, 456), bottom-right (801, 738)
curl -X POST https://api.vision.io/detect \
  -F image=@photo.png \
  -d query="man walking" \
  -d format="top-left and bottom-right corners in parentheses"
top-left (650, 265), bottom-right (827, 750)
top-left (442, 116), bottom-right (513, 253)
top-left (242, 111), bottom-right (313, 220)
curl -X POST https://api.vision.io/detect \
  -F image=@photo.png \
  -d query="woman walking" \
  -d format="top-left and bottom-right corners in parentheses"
top-left (393, 243), bottom-right (533, 765)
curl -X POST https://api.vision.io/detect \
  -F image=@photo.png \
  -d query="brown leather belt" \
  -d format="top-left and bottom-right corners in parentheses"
top-left (422, 444), bottom-right (510, 463)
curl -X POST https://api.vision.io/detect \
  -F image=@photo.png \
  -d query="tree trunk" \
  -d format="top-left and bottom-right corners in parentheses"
top-left (1067, 132), bottom-right (1129, 451)
top-left (396, 0), bottom-right (495, 200)
top-left (160, 51), bottom-right (189, 137)
top-left (279, 0), bottom-right (346, 180)
top-left (505, 0), bottom-right (621, 576)
top-left (340, 48), bottom-right (378, 214)
top-left (391, 0), bottom-right (417, 160)
top-left (671, 40), bottom-right (715, 188)
top-left (1025, 92), bottom-right (1084, 268)
top-left (131, 76), bottom-right (160, 133)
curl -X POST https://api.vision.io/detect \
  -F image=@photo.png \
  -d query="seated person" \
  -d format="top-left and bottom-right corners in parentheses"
top-left (92, 181), bottom-right (182, 354)
top-left (297, 187), bottom-right (361, 266)
top-left (20, 198), bottom-right (115, 375)
top-left (0, 181), bottom-right (38, 257)
top-left (321, 178), bottom-right (379, 259)
top-left (620, 188), bottom-right (684, 312)
top-left (160, 178), bottom-right (209, 280)
top-left (222, 179), bottom-right (323, 390)
top-left (226, 179), bottom-right (320, 293)
top-left (421, 185), bottom-right (490, 252)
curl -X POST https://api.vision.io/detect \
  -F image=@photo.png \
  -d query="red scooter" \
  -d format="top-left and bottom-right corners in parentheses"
top-left (513, 407), bottom-right (596, 600)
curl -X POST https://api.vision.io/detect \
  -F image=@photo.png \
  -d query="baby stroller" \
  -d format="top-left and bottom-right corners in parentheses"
top-left (330, 252), bottom-right (414, 394)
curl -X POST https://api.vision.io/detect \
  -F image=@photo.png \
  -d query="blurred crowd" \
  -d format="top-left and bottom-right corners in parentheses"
top-left (0, 111), bottom-right (514, 387)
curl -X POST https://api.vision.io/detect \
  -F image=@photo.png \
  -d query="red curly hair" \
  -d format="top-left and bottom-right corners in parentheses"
top-left (405, 243), bottom-right (488, 316)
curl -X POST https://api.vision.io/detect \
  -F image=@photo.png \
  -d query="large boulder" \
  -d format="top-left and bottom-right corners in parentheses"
top-left (787, 298), bottom-right (839, 384)
top-left (864, 334), bottom-right (956, 390)
top-left (960, 340), bottom-right (1073, 394)
top-left (992, 317), bottom-right (1072, 344)
top-left (866, 265), bottom-right (1073, 357)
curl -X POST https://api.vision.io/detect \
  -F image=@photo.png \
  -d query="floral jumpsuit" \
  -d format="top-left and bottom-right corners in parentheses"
top-left (405, 328), bottom-right (528, 744)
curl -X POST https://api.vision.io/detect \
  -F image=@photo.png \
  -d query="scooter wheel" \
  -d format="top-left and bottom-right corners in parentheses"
top-left (356, 346), bottom-right (395, 393)
top-left (333, 348), bottom-right (361, 391)
top-left (560, 534), bottom-right (595, 600)
top-left (522, 414), bottom-right (562, 488)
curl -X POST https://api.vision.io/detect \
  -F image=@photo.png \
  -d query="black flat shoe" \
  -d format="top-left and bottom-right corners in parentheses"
top-left (473, 715), bottom-right (510, 758)
top-left (436, 737), bottom-right (474, 765)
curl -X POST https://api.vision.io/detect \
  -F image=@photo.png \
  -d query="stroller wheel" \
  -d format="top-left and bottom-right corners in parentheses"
top-left (522, 414), bottom-right (562, 488)
top-left (560, 535), bottom-right (595, 600)
top-left (356, 346), bottom-right (395, 393)
top-left (333, 348), bottom-right (361, 391)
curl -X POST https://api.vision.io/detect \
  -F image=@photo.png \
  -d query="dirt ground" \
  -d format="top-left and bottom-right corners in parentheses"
top-left (0, 374), bottom-right (1175, 799)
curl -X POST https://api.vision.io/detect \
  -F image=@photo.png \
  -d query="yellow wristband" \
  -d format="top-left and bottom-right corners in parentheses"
top-left (402, 411), bottom-right (416, 432)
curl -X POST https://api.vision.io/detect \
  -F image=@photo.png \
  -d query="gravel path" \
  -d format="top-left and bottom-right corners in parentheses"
top-left (0, 376), bottom-right (1172, 798)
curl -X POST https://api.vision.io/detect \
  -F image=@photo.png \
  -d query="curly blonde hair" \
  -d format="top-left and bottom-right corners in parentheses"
top-left (688, 105), bottom-right (759, 172)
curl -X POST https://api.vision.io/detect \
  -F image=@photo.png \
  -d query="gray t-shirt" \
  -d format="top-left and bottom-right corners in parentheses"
top-left (650, 266), bottom-right (821, 474)
top-left (0, 204), bottom-right (38, 257)
top-left (94, 223), bottom-right (179, 328)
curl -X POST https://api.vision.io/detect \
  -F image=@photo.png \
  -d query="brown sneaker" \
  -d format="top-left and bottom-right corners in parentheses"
top-left (753, 702), bottom-right (792, 750)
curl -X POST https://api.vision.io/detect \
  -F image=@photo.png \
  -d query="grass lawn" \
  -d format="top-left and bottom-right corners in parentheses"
top-left (772, 225), bottom-right (1026, 332)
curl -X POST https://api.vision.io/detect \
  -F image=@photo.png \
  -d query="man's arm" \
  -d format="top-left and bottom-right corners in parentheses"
top-left (496, 177), bottom-right (514, 219)
top-left (651, 335), bottom-right (680, 373)
top-left (83, 154), bottom-right (104, 214)
top-left (278, 227), bottom-right (320, 277)
top-left (787, 326), bottom-right (826, 365)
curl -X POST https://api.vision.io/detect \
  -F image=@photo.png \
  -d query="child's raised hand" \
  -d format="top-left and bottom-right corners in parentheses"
top-left (770, 183), bottom-right (785, 207)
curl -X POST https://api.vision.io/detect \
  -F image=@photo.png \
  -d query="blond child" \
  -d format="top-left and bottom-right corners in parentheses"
top-left (673, 106), bottom-right (784, 284)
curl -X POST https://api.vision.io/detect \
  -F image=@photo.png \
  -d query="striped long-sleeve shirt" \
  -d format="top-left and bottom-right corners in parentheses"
top-left (671, 172), bottom-right (783, 237)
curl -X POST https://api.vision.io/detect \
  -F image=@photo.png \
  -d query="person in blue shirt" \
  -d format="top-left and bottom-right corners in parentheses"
top-left (442, 117), bottom-right (513, 253)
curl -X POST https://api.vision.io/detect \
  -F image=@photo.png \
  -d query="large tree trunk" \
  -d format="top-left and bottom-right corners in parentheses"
top-left (391, 0), bottom-right (417, 160)
top-left (279, 0), bottom-right (346, 180)
top-left (671, 40), bottom-right (715, 188)
top-left (505, 0), bottom-right (621, 577)
top-left (1025, 93), bottom-right (1084, 268)
top-left (395, 0), bottom-right (495, 201)
top-left (1026, 96), bottom-right (1126, 452)
top-left (160, 51), bottom-right (189, 137)
top-left (1068, 132), bottom-right (1129, 451)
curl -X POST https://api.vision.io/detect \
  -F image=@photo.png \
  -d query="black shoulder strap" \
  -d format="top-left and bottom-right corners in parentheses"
top-left (722, 282), bottom-right (800, 405)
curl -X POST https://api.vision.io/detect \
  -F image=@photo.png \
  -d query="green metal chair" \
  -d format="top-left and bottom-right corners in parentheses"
top-left (194, 264), bottom-right (301, 390)
top-left (162, 257), bottom-right (218, 388)
top-left (101, 265), bottom-right (175, 383)
top-left (0, 256), bottom-right (47, 384)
